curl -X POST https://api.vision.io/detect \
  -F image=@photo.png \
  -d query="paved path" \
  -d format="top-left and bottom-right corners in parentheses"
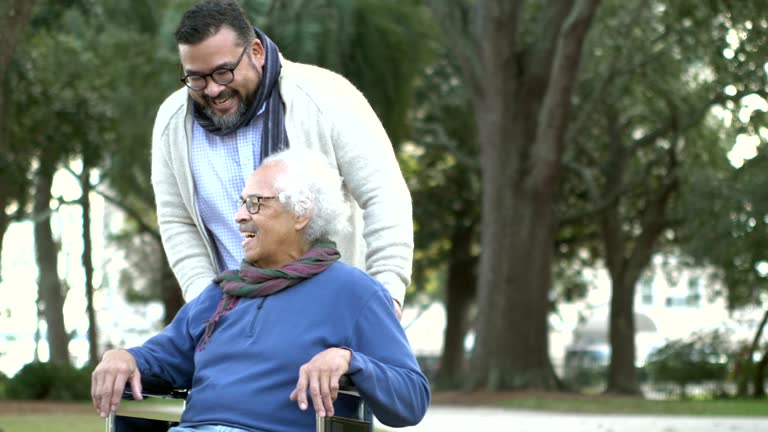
top-left (377, 406), bottom-right (768, 432)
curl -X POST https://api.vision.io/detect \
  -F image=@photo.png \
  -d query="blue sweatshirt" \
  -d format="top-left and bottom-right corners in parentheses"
top-left (128, 262), bottom-right (430, 431)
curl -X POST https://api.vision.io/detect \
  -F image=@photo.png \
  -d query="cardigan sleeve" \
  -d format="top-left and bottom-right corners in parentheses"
top-left (151, 89), bottom-right (217, 301)
top-left (326, 77), bottom-right (414, 306)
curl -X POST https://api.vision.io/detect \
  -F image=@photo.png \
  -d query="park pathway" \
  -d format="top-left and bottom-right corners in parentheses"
top-left (377, 406), bottom-right (768, 432)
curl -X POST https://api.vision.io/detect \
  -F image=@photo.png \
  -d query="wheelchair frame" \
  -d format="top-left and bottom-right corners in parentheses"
top-left (106, 375), bottom-right (372, 432)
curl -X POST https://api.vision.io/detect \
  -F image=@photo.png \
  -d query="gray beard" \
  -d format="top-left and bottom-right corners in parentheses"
top-left (203, 100), bottom-right (248, 130)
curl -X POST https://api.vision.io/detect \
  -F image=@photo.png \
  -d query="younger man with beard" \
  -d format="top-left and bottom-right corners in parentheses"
top-left (152, 0), bottom-right (413, 318)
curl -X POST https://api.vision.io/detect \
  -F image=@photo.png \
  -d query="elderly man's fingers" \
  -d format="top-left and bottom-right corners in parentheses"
top-left (294, 348), bottom-right (353, 417)
top-left (319, 370), bottom-right (335, 417)
top-left (393, 299), bottom-right (402, 321)
top-left (328, 370), bottom-right (341, 401)
top-left (108, 371), bottom-right (130, 414)
top-left (292, 366), bottom-right (310, 411)
top-left (90, 349), bottom-right (139, 417)
top-left (92, 367), bottom-right (116, 417)
top-left (308, 368), bottom-right (325, 417)
top-left (90, 370), bottom-right (102, 414)
top-left (128, 369), bottom-right (143, 402)
top-left (96, 378), bottom-right (113, 416)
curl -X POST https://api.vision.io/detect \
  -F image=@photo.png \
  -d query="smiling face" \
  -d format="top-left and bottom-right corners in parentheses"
top-left (179, 25), bottom-right (265, 129)
top-left (236, 163), bottom-right (310, 269)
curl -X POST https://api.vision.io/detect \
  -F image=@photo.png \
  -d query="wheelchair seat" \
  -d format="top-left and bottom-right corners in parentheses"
top-left (107, 375), bottom-right (371, 432)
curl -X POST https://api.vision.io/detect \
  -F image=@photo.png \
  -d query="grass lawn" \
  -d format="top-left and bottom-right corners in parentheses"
top-left (0, 398), bottom-right (182, 432)
top-left (0, 414), bottom-right (104, 432)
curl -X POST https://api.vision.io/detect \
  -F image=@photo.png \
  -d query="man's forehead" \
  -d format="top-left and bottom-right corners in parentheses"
top-left (178, 27), bottom-right (241, 66)
top-left (245, 165), bottom-right (279, 193)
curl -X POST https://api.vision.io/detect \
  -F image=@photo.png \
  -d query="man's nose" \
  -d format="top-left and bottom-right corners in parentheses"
top-left (235, 204), bottom-right (249, 223)
top-left (204, 77), bottom-right (226, 97)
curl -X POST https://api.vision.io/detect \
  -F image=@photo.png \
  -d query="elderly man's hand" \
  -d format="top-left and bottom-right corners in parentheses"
top-left (91, 349), bottom-right (143, 417)
top-left (290, 347), bottom-right (351, 417)
top-left (393, 299), bottom-right (402, 320)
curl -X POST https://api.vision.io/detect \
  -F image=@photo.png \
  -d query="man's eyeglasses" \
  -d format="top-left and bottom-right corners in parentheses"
top-left (238, 195), bottom-right (277, 215)
top-left (180, 45), bottom-right (249, 91)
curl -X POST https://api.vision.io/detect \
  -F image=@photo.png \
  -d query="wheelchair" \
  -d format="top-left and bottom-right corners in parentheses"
top-left (106, 375), bottom-right (372, 432)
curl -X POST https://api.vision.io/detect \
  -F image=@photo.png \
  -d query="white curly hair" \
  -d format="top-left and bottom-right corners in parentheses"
top-left (262, 148), bottom-right (350, 244)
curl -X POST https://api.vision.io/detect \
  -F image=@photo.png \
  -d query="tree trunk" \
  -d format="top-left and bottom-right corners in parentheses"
top-left (601, 190), bottom-right (672, 395)
top-left (0, 0), bottom-right (35, 81)
top-left (469, 170), bottom-right (560, 389)
top-left (459, 0), bottom-right (599, 390)
top-left (0, 192), bottom-right (9, 282)
top-left (753, 348), bottom-right (768, 399)
top-left (749, 310), bottom-right (768, 398)
top-left (736, 352), bottom-right (752, 397)
top-left (469, 108), bottom-right (560, 390)
top-left (0, 77), bottom-right (9, 278)
top-left (0, 1), bottom-right (33, 280)
top-left (33, 296), bottom-right (42, 362)
top-left (742, 309), bottom-right (768, 397)
top-left (606, 276), bottom-right (639, 394)
top-left (34, 157), bottom-right (70, 365)
top-left (435, 221), bottom-right (476, 389)
top-left (80, 165), bottom-right (99, 366)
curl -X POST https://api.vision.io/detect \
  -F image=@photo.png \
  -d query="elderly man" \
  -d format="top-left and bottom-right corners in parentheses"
top-left (91, 149), bottom-right (429, 431)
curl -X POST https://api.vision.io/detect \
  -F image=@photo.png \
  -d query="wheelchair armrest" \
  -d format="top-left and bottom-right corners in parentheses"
top-left (122, 375), bottom-right (189, 400)
top-left (123, 375), bottom-right (355, 401)
top-left (338, 374), bottom-right (359, 396)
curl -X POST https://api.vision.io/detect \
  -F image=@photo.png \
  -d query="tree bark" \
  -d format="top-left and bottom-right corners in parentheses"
top-left (750, 310), bottom-right (768, 398)
top-left (458, 0), bottom-right (599, 391)
top-left (0, 1), bottom-right (34, 279)
top-left (470, 173), bottom-right (561, 389)
top-left (80, 165), bottom-right (99, 366)
top-left (606, 275), bottom-right (639, 393)
top-left (435, 220), bottom-right (477, 389)
top-left (34, 156), bottom-right (70, 365)
top-left (603, 179), bottom-right (676, 395)
top-left (0, 0), bottom-right (35, 82)
top-left (598, 138), bottom-right (640, 394)
top-left (753, 347), bottom-right (768, 399)
top-left (0, 191), bottom-right (9, 282)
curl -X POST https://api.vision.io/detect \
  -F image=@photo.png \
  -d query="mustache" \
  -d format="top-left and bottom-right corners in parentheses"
top-left (239, 223), bottom-right (258, 233)
top-left (204, 89), bottom-right (236, 104)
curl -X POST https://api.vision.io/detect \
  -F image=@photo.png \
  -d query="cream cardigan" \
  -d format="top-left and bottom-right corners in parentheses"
top-left (151, 58), bottom-right (413, 305)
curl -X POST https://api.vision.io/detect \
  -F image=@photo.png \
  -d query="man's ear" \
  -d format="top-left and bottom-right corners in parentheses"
top-left (294, 213), bottom-right (310, 231)
top-left (250, 38), bottom-right (265, 67)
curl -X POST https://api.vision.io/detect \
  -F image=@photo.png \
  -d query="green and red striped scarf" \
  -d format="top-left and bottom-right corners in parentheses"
top-left (198, 241), bottom-right (340, 351)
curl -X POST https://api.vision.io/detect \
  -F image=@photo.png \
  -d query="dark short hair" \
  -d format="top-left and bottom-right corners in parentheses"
top-left (175, 0), bottom-right (256, 47)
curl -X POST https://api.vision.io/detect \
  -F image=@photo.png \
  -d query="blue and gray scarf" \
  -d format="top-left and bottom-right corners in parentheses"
top-left (193, 27), bottom-right (288, 159)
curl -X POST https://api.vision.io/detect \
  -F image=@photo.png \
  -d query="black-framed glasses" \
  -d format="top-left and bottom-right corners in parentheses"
top-left (238, 195), bottom-right (277, 215)
top-left (180, 45), bottom-right (249, 91)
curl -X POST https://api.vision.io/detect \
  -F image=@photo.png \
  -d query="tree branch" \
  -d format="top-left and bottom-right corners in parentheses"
top-left (624, 145), bottom-right (679, 283)
top-left (528, 0), bottom-right (601, 192)
top-left (633, 88), bottom-right (768, 149)
top-left (525, 1), bottom-right (576, 91)
top-left (92, 188), bottom-right (161, 242)
top-left (428, 0), bottom-right (520, 99)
